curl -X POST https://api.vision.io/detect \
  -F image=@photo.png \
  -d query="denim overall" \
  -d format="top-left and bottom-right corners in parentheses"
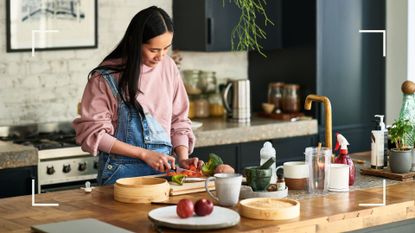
top-left (96, 70), bottom-right (172, 185)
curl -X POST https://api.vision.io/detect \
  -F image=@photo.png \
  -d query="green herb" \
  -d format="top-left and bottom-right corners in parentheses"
top-left (390, 119), bottom-right (413, 150)
top-left (226, 0), bottom-right (274, 57)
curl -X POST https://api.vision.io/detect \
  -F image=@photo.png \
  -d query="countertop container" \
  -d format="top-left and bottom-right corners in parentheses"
top-left (114, 177), bottom-right (170, 203)
top-left (239, 197), bottom-right (300, 220)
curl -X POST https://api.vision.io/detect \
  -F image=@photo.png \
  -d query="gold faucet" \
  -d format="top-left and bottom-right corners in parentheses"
top-left (304, 94), bottom-right (332, 150)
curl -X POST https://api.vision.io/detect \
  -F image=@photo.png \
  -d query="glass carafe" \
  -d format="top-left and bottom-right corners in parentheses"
top-left (305, 147), bottom-right (332, 193)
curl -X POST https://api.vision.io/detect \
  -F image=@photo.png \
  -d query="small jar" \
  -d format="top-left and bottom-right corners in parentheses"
top-left (208, 91), bottom-right (225, 117)
top-left (198, 71), bottom-right (217, 94)
top-left (182, 70), bottom-right (202, 95)
top-left (188, 98), bottom-right (195, 119)
top-left (194, 96), bottom-right (210, 118)
top-left (282, 84), bottom-right (300, 113)
top-left (268, 82), bottom-right (284, 114)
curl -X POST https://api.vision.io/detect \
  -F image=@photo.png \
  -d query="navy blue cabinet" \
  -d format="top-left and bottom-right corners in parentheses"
top-left (249, 0), bottom-right (385, 152)
top-left (173, 0), bottom-right (283, 51)
top-left (193, 134), bottom-right (317, 173)
top-left (0, 166), bottom-right (37, 198)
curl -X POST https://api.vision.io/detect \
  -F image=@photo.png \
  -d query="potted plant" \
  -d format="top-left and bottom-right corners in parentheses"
top-left (389, 118), bottom-right (414, 173)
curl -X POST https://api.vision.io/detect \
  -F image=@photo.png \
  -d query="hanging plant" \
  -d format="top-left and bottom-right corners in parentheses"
top-left (226, 0), bottom-right (274, 57)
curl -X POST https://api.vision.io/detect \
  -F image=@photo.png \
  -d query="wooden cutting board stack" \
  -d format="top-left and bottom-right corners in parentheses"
top-left (169, 180), bottom-right (215, 196)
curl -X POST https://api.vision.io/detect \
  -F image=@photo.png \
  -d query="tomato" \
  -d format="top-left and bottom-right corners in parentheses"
top-left (176, 199), bottom-right (194, 218)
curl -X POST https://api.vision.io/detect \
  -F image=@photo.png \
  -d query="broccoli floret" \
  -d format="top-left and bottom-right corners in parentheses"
top-left (202, 153), bottom-right (224, 176)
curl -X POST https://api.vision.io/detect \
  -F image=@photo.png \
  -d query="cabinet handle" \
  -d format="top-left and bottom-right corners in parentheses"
top-left (207, 17), bottom-right (213, 45)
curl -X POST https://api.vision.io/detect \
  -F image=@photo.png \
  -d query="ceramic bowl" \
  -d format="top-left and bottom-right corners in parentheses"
top-left (262, 103), bottom-right (275, 114)
top-left (244, 166), bottom-right (272, 191)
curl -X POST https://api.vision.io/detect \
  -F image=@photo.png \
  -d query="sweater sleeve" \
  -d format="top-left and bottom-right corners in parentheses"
top-left (170, 67), bottom-right (196, 154)
top-left (72, 73), bottom-right (118, 156)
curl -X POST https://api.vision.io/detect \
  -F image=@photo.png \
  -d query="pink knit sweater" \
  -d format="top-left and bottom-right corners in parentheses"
top-left (73, 56), bottom-right (194, 156)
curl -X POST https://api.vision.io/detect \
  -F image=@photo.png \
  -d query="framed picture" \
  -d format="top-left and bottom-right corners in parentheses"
top-left (6, 0), bottom-right (98, 52)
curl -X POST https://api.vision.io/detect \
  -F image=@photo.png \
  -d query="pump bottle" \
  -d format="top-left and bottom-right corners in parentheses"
top-left (334, 133), bottom-right (356, 186)
top-left (371, 115), bottom-right (388, 169)
top-left (260, 141), bottom-right (277, 183)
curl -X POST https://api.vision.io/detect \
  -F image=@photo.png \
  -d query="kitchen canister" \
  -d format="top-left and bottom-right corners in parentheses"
top-left (305, 147), bottom-right (331, 194)
top-left (328, 164), bottom-right (349, 192)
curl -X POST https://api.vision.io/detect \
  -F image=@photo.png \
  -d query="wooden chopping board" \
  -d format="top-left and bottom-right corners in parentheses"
top-left (169, 180), bottom-right (215, 196)
top-left (360, 167), bottom-right (415, 181)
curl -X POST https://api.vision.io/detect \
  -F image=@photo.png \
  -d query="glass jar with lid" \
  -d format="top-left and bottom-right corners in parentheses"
top-left (194, 95), bottom-right (210, 118)
top-left (282, 84), bottom-right (300, 113)
top-left (268, 82), bottom-right (284, 114)
top-left (182, 70), bottom-right (202, 95)
top-left (208, 90), bottom-right (225, 117)
top-left (188, 96), bottom-right (196, 119)
top-left (198, 71), bottom-right (217, 94)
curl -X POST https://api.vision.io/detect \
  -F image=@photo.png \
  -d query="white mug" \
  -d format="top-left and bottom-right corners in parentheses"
top-left (328, 164), bottom-right (349, 192)
top-left (276, 161), bottom-right (309, 179)
top-left (205, 173), bottom-right (242, 207)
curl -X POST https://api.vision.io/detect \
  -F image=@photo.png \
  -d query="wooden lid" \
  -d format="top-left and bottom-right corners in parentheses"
top-left (239, 198), bottom-right (300, 220)
top-left (401, 80), bottom-right (415, 94)
top-left (115, 177), bottom-right (167, 187)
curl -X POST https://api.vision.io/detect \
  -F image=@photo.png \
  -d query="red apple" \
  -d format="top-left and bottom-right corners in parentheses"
top-left (176, 199), bottom-right (194, 218)
top-left (194, 198), bottom-right (214, 216)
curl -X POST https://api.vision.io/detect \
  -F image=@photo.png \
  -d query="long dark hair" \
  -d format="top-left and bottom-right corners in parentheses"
top-left (90, 6), bottom-right (173, 111)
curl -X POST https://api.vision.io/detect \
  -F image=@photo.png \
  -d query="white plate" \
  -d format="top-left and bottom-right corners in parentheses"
top-left (191, 121), bottom-right (203, 130)
top-left (148, 206), bottom-right (240, 230)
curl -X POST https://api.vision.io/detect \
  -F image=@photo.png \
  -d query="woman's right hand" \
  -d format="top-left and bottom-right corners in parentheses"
top-left (141, 150), bottom-right (176, 172)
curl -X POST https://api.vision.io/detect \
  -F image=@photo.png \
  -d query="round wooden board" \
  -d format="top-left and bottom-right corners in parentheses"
top-left (239, 197), bottom-right (300, 220)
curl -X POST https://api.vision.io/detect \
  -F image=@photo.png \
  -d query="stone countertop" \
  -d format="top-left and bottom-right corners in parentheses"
top-left (193, 117), bottom-right (318, 147)
top-left (0, 141), bottom-right (37, 169)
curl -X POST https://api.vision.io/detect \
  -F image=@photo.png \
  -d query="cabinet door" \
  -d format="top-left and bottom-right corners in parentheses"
top-left (239, 140), bottom-right (266, 169)
top-left (317, 0), bottom-right (385, 152)
top-left (192, 144), bottom-right (238, 171)
top-left (272, 135), bottom-right (317, 165)
top-left (173, 0), bottom-right (240, 51)
top-left (0, 166), bottom-right (37, 198)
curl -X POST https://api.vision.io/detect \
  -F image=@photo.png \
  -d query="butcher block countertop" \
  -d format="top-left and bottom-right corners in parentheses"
top-left (1, 180), bottom-right (414, 232)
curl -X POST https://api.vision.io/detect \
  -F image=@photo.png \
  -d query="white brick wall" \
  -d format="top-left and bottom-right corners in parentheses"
top-left (0, 0), bottom-right (247, 126)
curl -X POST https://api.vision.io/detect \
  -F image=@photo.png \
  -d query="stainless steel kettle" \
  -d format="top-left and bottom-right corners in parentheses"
top-left (221, 79), bottom-right (251, 123)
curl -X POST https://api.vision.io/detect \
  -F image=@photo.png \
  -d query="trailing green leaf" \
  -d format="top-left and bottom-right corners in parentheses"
top-left (225, 0), bottom-right (274, 57)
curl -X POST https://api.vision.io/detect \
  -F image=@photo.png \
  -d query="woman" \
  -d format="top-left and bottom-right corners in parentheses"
top-left (73, 6), bottom-right (202, 185)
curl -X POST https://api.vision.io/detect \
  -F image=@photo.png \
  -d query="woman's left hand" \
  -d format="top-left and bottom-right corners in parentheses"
top-left (178, 157), bottom-right (204, 170)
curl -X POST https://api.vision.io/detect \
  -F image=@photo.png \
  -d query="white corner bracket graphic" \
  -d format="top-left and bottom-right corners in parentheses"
top-left (358, 179), bottom-right (386, 207)
top-left (32, 179), bottom-right (59, 207)
top-left (31, 30), bottom-right (59, 57)
top-left (359, 30), bottom-right (386, 57)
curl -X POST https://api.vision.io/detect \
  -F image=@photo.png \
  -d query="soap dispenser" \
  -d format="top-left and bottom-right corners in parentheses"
top-left (371, 115), bottom-right (388, 169)
top-left (260, 141), bottom-right (277, 183)
top-left (334, 133), bottom-right (356, 186)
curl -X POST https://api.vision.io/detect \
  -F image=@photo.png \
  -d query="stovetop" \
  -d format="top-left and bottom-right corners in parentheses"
top-left (0, 122), bottom-right (78, 150)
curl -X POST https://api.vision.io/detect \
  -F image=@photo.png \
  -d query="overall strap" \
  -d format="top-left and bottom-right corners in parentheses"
top-left (97, 69), bottom-right (146, 117)
top-left (96, 69), bottom-right (121, 99)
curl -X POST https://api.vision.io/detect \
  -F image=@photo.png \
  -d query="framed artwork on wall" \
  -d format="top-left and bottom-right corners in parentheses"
top-left (6, 0), bottom-right (98, 52)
